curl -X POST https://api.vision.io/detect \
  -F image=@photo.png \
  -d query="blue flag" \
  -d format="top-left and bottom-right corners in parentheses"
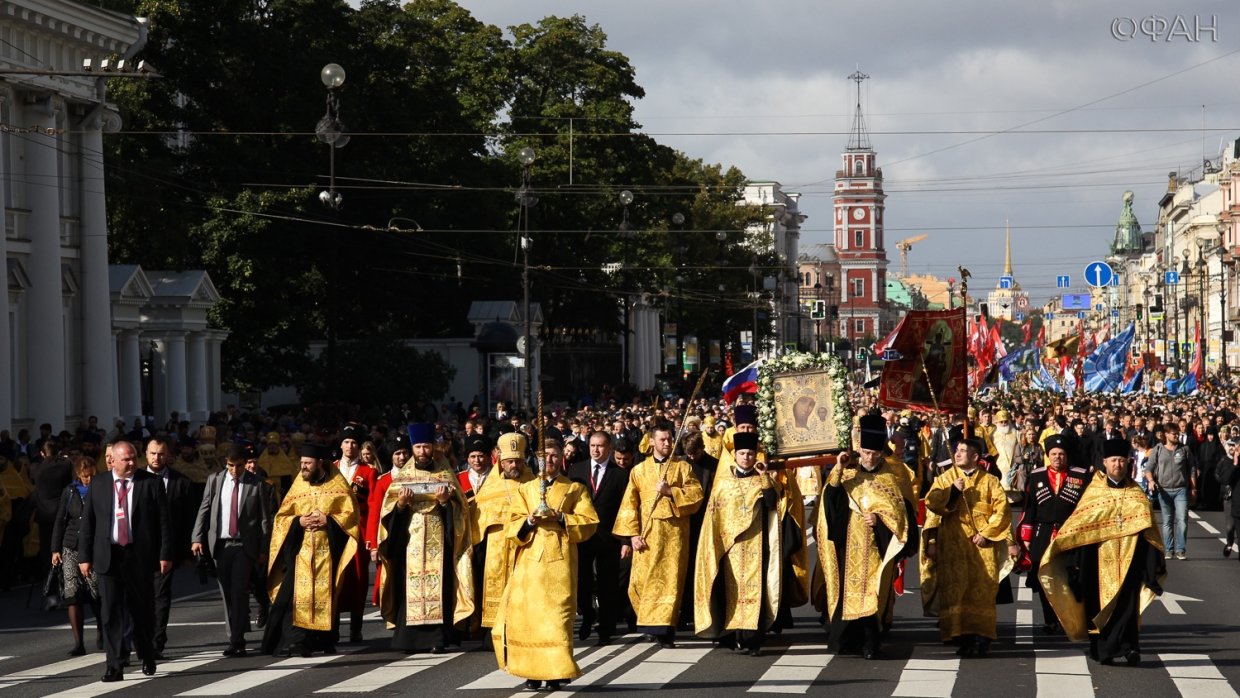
top-left (1083, 323), bottom-right (1136, 393)
top-left (1032, 363), bottom-right (1064, 394)
top-left (1121, 366), bottom-right (1144, 394)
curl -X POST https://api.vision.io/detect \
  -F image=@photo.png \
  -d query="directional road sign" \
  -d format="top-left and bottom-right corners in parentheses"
top-left (1165, 270), bottom-right (1180, 285)
top-left (1111, 309), bottom-right (1120, 318)
top-left (1095, 303), bottom-right (1105, 312)
top-left (999, 276), bottom-right (1013, 290)
top-left (1046, 312), bottom-right (1054, 320)
top-left (1077, 311), bottom-right (1086, 319)
top-left (1084, 261), bottom-right (1114, 288)
top-left (1056, 275), bottom-right (1070, 288)
top-left (1015, 312), bottom-right (1025, 322)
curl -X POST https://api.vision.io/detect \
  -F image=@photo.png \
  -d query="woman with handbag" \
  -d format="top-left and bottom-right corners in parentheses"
top-left (49, 456), bottom-right (101, 656)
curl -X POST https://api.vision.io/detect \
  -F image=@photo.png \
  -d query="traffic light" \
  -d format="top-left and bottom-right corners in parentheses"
top-left (829, 305), bottom-right (839, 319)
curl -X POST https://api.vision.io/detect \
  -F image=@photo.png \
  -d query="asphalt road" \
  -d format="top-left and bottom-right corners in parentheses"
top-left (1, 504), bottom-right (1238, 697)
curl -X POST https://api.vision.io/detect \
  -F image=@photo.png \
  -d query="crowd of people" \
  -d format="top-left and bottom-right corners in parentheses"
top-left (0, 383), bottom-right (1214, 686)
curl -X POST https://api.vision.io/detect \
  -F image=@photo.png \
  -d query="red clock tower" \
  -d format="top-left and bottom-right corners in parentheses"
top-left (833, 69), bottom-right (891, 342)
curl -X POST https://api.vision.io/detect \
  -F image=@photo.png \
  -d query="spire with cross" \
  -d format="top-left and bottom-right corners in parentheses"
top-left (847, 67), bottom-right (871, 151)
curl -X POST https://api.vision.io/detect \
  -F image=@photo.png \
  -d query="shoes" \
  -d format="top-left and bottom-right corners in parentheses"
top-left (1175, 551), bottom-right (1187, 560)
top-left (974, 640), bottom-right (991, 658)
top-left (577, 623), bottom-right (592, 641)
top-left (595, 636), bottom-right (611, 647)
top-left (223, 645), bottom-right (247, 657)
top-left (286, 643), bottom-right (311, 658)
top-left (1125, 650), bottom-right (1141, 666)
top-left (747, 647), bottom-right (761, 657)
top-left (1225, 543), bottom-right (1233, 558)
top-left (863, 648), bottom-right (884, 660)
top-left (430, 646), bottom-right (446, 655)
top-left (657, 638), bottom-right (676, 649)
top-left (142, 658), bottom-right (156, 676)
top-left (547, 680), bottom-right (564, 690)
top-left (524, 679), bottom-right (542, 691)
top-left (101, 668), bottom-right (123, 683)
top-left (69, 645), bottom-right (85, 657)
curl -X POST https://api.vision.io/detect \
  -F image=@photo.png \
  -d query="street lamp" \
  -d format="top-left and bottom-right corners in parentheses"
top-left (748, 262), bottom-right (760, 360)
top-left (619, 190), bottom-right (635, 386)
top-left (671, 212), bottom-right (686, 378)
top-left (1180, 249), bottom-right (1192, 371)
top-left (316, 63), bottom-right (348, 210)
top-left (515, 147), bottom-right (538, 410)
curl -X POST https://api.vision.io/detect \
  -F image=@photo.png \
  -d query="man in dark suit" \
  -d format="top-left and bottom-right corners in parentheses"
top-left (192, 442), bottom-right (271, 657)
top-left (568, 430), bottom-right (629, 645)
top-left (145, 436), bottom-right (195, 657)
top-left (78, 440), bottom-right (172, 682)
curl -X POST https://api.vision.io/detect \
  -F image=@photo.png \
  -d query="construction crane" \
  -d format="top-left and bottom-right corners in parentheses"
top-left (895, 234), bottom-right (928, 277)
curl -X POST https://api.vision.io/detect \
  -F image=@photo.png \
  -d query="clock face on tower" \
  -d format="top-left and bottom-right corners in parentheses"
top-left (852, 208), bottom-right (865, 221)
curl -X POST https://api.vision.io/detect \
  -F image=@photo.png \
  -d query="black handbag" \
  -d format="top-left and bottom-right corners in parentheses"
top-left (42, 563), bottom-right (64, 611)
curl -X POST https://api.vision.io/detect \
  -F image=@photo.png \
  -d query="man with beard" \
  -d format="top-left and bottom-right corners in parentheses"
top-left (335, 424), bottom-right (377, 643)
top-left (567, 431), bottom-right (628, 645)
top-left (816, 416), bottom-right (918, 660)
top-left (144, 437), bottom-right (195, 657)
top-left (991, 410), bottom-right (1020, 500)
top-left (1017, 434), bottom-right (1091, 634)
top-left (614, 423), bottom-right (704, 648)
top-left (376, 424), bottom-right (473, 654)
top-left (922, 433), bottom-right (1011, 658)
top-left (693, 431), bottom-right (786, 656)
top-left (471, 432), bottom-right (534, 641)
top-left (1039, 437), bottom-right (1165, 665)
top-left (261, 442), bottom-right (360, 657)
top-left (492, 437), bottom-right (598, 691)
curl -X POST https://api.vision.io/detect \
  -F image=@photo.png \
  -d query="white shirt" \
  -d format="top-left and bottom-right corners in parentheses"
top-left (590, 460), bottom-right (608, 490)
top-left (468, 469), bottom-right (487, 492)
top-left (218, 475), bottom-right (244, 539)
top-left (110, 476), bottom-right (135, 545)
top-left (338, 458), bottom-right (359, 484)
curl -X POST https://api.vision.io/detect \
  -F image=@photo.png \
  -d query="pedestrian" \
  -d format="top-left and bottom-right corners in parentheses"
top-left (334, 424), bottom-right (377, 644)
top-left (77, 440), bottom-right (172, 682)
top-left (191, 442), bottom-right (271, 657)
top-left (567, 431), bottom-right (628, 646)
top-left (1147, 424), bottom-right (1194, 559)
top-left (145, 436), bottom-right (194, 658)
top-left (50, 456), bottom-right (101, 656)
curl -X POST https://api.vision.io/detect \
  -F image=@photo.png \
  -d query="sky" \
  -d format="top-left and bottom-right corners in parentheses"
top-left (452, 0), bottom-right (1240, 304)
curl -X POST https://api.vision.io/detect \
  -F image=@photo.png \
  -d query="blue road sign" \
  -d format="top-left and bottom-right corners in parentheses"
top-left (1111, 309), bottom-right (1120, 318)
top-left (1077, 311), bottom-right (1086, 320)
top-left (1046, 312), bottom-right (1055, 320)
top-left (1165, 270), bottom-right (1180, 285)
top-left (1095, 303), bottom-right (1104, 312)
top-left (1056, 275), bottom-right (1071, 288)
top-left (1015, 312), bottom-right (1025, 322)
top-left (1084, 261), bottom-right (1114, 288)
top-left (999, 276), bottom-right (1013, 290)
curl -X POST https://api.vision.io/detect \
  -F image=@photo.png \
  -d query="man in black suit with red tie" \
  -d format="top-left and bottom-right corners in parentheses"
top-left (568, 430), bottom-right (630, 645)
top-left (79, 441), bottom-right (172, 682)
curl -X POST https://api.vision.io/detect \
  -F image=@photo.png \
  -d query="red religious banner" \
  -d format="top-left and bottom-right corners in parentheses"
top-left (875, 308), bottom-right (968, 414)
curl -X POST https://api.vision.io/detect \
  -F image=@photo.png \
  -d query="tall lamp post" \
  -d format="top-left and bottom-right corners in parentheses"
top-left (671, 212), bottom-right (686, 378)
top-left (315, 63), bottom-right (347, 395)
top-left (515, 147), bottom-right (538, 410)
top-left (619, 190), bottom-right (634, 386)
top-left (825, 272), bottom-right (835, 352)
top-left (1181, 249), bottom-right (1192, 371)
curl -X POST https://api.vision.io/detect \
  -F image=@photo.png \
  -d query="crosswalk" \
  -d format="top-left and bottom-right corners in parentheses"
top-left (0, 614), bottom-right (1236, 697)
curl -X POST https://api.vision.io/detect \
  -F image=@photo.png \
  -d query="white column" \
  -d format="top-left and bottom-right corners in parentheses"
top-left (25, 97), bottom-right (66, 430)
top-left (118, 330), bottom-right (142, 421)
top-left (164, 332), bottom-right (188, 421)
top-left (209, 331), bottom-right (225, 412)
top-left (187, 331), bottom-right (208, 421)
top-left (79, 122), bottom-right (117, 424)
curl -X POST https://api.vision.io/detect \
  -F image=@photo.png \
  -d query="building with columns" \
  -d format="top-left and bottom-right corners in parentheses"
top-left (833, 70), bottom-right (893, 343)
top-left (740, 181), bottom-right (804, 356)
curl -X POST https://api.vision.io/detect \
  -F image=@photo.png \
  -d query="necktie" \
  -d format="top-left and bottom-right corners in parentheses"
top-left (116, 479), bottom-right (130, 546)
top-left (229, 478), bottom-right (240, 538)
top-left (592, 464), bottom-right (602, 493)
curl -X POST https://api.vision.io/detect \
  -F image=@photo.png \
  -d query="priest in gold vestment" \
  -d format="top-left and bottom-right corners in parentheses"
top-left (492, 438), bottom-right (598, 692)
top-left (261, 442), bottom-right (360, 657)
top-left (817, 415), bottom-right (918, 659)
top-left (693, 432), bottom-right (785, 655)
top-left (471, 432), bottom-right (534, 639)
top-left (613, 422), bottom-right (704, 647)
top-left (922, 434), bottom-right (1011, 658)
top-left (376, 423), bottom-right (474, 653)
top-left (1039, 437), bottom-right (1165, 666)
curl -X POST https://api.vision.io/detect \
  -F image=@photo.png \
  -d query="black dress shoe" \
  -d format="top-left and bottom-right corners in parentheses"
top-left (657, 638), bottom-right (676, 649)
top-left (547, 680), bottom-right (564, 690)
top-left (863, 648), bottom-right (884, 660)
top-left (223, 645), bottom-right (247, 657)
top-left (1125, 650), bottom-right (1141, 666)
top-left (142, 658), bottom-right (157, 676)
top-left (595, 636), bottom-right (611, 647)
top-left (747, 647), bottom-right (761, 657)
top-left (101, 668), bottom-right (123, 683)
top-left (430, 645), bottom-right (446, 655)
top-left (68, 645), bottom-right (86, 657)
top-left (524, 679), bottom-right (542, 690)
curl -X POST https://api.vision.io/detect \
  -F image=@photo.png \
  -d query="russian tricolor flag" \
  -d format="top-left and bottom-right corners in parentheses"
top-left (722, 360), bottom-right (762, 404)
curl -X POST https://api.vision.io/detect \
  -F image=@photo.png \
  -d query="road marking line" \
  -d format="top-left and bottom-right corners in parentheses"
top-left (1035, 649), bottom-right (1092, 698)
top-left (1189, 511), bottom-right (1201, 520)
top-left (1159, 653), bottom-right (1240, 698)
top-left (0, 653), bottom-right (102, 689)
top-left (538, 640), bottom-right (655, 697)
top-left (315, 652), bottom-right (456, 693)
top-left (607, 641), bottom-right (712, 689)
top-left (748, 643), bottom-right (832, 694)
top-left (43, 651), bottom-right (220, 698)
top-left (177, 648), bottom-right (358, 696)
top-left (1199, 520), bottom-right (1220, 534)
top-left (1017, 585), bottom-right (1032, 602)
top-left (1016, 609), bottom-right (1034, 645)
top-left (461, 643), bottom-right (595, 690)
top-left (891, 653), bottom-right (959, 698)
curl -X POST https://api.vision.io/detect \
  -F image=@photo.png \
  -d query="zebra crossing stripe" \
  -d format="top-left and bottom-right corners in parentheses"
top-left (0, 653), bottom-right (102, 690)
top-left (177, 649), bottom-right (358, 696)
top-left (1159, 653), bottom-right (1240, 698)
top-left (535, 639), bottom-right (655, 697)
top-left (314, 652), bottom-right (456, 693)
top-left (460, 643), bottom-right (595, 690)
top-left (891, 653), bottom-right (959, 698)
top-left (608, 641), bottom-right (713, 689)
top-left (1035, 649), bottom-right (1092, 698)
top-left (748, 643), bottom-right (833, 694)
top-left (42, 651), bottom-right (220, 698)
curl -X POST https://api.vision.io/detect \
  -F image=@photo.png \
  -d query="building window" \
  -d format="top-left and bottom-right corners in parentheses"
top-left (854, 159), bottom-right (863, 176)
top-left (852, 278), bottom-right (864, 298)
top-left (855, 319), bottom-right (866, 334)
top-left (854, 230), bottom-right (864, 248)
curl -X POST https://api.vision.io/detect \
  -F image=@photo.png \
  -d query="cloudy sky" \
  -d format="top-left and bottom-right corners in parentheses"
top-left (456, 0), bottom-right (1240, 303)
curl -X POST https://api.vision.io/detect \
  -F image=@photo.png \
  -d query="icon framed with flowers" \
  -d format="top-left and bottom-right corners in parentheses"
top-left (756, 352), bottom-right (852, 457)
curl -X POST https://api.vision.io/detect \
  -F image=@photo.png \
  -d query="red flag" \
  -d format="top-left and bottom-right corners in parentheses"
top-left (1022, 319), bottom-right (1032, 344)
top-left (877, 308), bottom-right (968, 414)
top-left (1036, 322), bottom-right (1046, 347)
top-left (989, 322), bottom-right (1006, 362)
top-left (1190, 322), bottom-right (1204, 381)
